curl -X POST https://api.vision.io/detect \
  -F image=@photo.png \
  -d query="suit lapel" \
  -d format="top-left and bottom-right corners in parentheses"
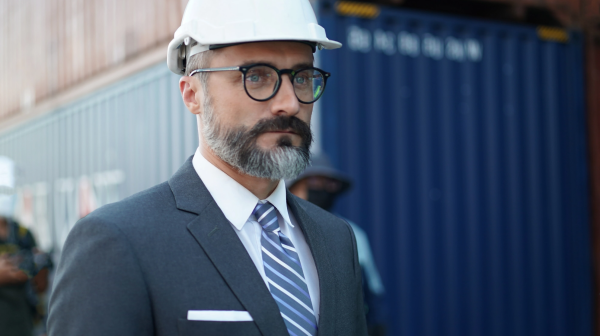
top-left (286, 192), bottom-right (337, 336)
top-left (169, 157), bottom-right (288, 336)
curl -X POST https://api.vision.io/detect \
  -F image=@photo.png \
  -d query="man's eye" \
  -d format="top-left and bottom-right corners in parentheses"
top-left (249, 74), bottom-right (260, 82)
top-left (295, 77), bottom-right (306, 84)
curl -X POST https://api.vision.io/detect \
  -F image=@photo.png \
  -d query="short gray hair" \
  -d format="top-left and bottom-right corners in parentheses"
top-left (185, 51), bottom-right (214, 91)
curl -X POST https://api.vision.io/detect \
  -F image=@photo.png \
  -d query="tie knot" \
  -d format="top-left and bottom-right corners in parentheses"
top-left (253, 202), bottom-right (280, 232)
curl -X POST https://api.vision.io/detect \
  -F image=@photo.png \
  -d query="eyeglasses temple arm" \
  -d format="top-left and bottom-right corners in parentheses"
top-left (189, 66), bottom-right (241, 76)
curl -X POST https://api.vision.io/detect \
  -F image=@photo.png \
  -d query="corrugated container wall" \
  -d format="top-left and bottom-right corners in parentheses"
top-left (0, 64), bottom-right (195, 255)
top-left (0, 0), bottom-right (188, 121)
top-left (318, 2), bottom-right (591, 336)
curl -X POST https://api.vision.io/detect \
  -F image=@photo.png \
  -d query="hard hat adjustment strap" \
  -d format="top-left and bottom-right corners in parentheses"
top-left (184, 38), bottom-right (319, 65)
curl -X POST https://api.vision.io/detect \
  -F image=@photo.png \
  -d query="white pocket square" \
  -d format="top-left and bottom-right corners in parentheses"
top-left (187, 310), bottom-right (254, 322)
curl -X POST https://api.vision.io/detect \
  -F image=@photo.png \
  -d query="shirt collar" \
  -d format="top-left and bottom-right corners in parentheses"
top-left (192, 147), bottom-right (293, 230)
top-left (264, 177), bottom-right (294, 228)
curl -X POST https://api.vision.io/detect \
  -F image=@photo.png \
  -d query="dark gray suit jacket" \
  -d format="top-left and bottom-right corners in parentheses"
top-left (48, 157), bottom-right (367, 335)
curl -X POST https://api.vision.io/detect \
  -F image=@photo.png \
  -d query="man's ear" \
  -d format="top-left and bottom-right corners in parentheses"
top-left (180, 76), bottom-right (204, 115)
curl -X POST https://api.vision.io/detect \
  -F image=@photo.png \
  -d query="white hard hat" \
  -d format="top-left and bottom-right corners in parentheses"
top-left (166, 0), bottom-right (342, 75)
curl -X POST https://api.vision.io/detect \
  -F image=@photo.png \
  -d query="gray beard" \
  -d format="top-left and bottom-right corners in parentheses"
top-left (201, 96), bottom-right (311, 180)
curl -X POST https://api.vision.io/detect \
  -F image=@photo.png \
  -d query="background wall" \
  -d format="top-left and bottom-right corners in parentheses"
top-left (0, 0), bottom-right (186, 120)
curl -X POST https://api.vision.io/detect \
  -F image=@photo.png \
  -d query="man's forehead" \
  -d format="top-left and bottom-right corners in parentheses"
top-left (212, 41), bottom-right (314, 66)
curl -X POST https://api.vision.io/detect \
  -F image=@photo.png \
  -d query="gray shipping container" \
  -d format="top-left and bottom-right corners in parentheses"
top-left (0, 63), bottom-right (196, 256)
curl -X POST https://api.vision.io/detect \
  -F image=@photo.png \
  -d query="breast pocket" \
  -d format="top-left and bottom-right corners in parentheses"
top-left (177, 318), bottom-right (261, 336)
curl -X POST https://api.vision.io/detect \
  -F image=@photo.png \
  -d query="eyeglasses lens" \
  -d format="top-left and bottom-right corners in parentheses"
top-left (294, 69), bottom-right (325, 103)
top-left (244, 66), bottom-right (326, 103)
top-left (244, 65), bottom-right (279, 100)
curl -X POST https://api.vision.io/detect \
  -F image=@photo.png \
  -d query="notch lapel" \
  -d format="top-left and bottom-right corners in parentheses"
top-left (286, 192), bottom-right (337, 336)
top-left (169, 157), bottom-right (288, 336)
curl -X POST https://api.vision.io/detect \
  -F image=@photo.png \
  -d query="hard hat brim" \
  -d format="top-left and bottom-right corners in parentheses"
top-left (167, 35), bottom-right (342, 75)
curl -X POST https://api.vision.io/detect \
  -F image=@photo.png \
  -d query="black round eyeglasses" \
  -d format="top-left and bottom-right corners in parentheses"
top-left (189, 63), bottom-right (331, 104)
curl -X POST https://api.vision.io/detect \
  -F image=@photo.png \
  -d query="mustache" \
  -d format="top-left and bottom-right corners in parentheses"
top-left (246, 115), bottom-right (312, 142)
top-left (232, 116), bottom-right (312, 165)
top-left (220, 115), bottom-right (313, 156)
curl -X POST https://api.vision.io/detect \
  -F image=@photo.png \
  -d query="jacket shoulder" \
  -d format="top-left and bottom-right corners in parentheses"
top-left (79, 181), bottom-right (178, 230)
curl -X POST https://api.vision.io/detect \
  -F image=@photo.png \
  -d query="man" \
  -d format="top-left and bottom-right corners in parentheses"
top-left (287, 153), bottom-right (387, 335)
top-left (47, 0), bottom-right (367, 335)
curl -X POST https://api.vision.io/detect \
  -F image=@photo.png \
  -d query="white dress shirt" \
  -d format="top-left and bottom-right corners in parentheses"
top-left (192, 148), bottom-right (320, 322)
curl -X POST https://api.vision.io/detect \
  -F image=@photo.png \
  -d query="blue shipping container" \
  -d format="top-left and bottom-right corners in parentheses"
top-left (319, 3), bottom-right (591, 336)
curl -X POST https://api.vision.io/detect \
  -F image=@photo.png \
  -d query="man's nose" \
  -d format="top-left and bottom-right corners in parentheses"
top-left (270, 75), bottom-right (301, 116)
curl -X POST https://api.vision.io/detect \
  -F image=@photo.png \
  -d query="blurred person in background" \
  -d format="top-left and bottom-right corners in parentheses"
top-left (0, 216), bottom-right (51, 336)
top-left (0, 155), bottom-right (38, 336)
top-left (0, 216), bottom-right (37, 336)
top-left (48, 0), bottom-right (367, 335)
top-left (287, 153), bottom-right (387, 336)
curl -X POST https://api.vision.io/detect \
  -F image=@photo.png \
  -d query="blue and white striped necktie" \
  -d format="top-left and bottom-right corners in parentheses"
top-left (253, 201), bottom-right (318, 336)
